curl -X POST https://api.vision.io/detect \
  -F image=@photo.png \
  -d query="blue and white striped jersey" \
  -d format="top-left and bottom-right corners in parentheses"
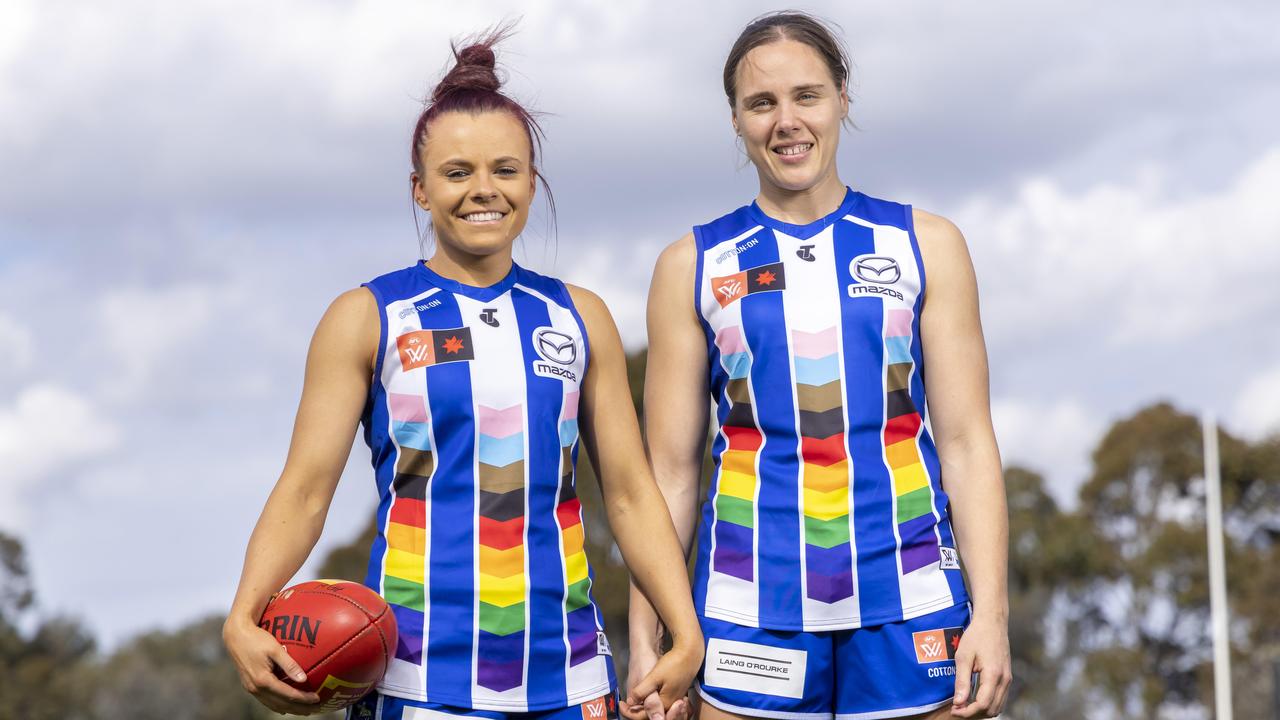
top-left (360, 261), bottom-right (613, 710)
top-left (691, 189), bottom-right (969, 631)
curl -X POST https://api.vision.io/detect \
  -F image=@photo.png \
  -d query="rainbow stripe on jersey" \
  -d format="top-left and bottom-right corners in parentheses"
top-left (361, 262), bottom-right (613, 710)
top-left (691, 189), bottom-right (969, 631)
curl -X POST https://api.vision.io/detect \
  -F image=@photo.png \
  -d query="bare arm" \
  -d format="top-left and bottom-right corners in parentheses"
top-left (222, 287), bottom-right (378, 715)
top-left (567, 282), bottom-right (704, 714)
top-left (626, 234), bottom-right (709, 658)
top-left (915, 209), bottom-right (1011, 717)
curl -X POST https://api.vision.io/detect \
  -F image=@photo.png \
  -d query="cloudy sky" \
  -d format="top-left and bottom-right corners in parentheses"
top-left (1, 0), bottom-right (1278, 649)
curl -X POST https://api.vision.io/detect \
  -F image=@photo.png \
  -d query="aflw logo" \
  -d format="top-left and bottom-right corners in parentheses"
top-left (396, 327), bottom-right (475, 371)
top-left (579, 694), bottom-right (616, 720)
top-left (912, 626), bottom-right (963, 664)
top-left (717, 279), bottom-right (743, 301)
top-left (709, 261), bottom-right (786, 308)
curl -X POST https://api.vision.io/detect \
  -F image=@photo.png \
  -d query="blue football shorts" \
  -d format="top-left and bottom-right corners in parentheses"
top-left (696, 603), bottom-right (971, 719)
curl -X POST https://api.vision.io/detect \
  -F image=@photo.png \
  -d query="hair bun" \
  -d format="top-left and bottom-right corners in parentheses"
top-left (432, 42), bottom-right (502, 101)
top-left (457, 44), bottom-right (496, 70)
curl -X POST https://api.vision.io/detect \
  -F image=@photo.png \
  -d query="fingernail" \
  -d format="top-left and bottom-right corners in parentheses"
top-left (293, 671), bottom-right (307, 682)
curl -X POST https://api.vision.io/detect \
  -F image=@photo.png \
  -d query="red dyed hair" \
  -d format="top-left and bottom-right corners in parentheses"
top-left (410, 26), bottom-right (550, 205)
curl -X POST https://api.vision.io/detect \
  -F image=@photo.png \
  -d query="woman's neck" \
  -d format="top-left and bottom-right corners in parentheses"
top-left (755, 169), bottom-right (847, 225)
top-left (425, 244), bottom-right (513, 287)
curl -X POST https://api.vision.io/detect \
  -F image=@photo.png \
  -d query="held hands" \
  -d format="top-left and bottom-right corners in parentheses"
top-left (950, 613), bottom-right (1011, 718)
top-left (623, 639), bottom-right (703, 720)
top-left (222, 615), bottom-right (324, 716)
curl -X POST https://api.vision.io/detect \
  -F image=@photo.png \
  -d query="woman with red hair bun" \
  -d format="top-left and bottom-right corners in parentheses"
top-left (223, 28), bottom-right (702, 720)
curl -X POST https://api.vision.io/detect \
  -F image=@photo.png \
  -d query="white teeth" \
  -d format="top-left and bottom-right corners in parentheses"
top-left (777, 143), bottom-right (812, 156)
top-left (463, 211), bottom-right (503, 222)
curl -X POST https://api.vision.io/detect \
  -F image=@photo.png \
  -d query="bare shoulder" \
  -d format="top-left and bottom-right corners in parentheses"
top-left (912, 208), bottom-right (968, 254)
top-left (654, 232), bottom-right (697, 278)
top-left (912, 209), bottom-right (979, 301)
top-left (565, 284), bottom-right (624, 362)
top-left (565, 284), bottom-right (619, 335)
top-left (313, 287), bottom-right (379, 368)
top-left (329, 286), bottom-right (378, 317)
top-left (565, 283), bottom-right (609, 319)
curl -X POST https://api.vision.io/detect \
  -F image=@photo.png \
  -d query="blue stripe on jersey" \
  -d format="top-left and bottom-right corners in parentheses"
top-left (512, 286), bottom-right (569, 707)
top-left (422, 291), bottom-right (477, 699)
top-left (833, 217), bottom-right (905, 621)
top-left (735, 235), bottom-right (803, 623)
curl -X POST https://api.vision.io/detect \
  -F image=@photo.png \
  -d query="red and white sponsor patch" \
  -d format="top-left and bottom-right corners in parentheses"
top-left (912, 626), bottom-right (963, 664)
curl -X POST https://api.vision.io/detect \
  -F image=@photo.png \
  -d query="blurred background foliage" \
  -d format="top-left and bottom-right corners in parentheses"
top-left (2, 352), bottom-right (1277, 718)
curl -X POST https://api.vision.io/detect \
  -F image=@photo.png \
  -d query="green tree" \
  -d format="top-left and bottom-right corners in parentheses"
top-left (0, 532), bottom-right (96, 720)
top-left (1053, 403), bottom-right (1279, 717)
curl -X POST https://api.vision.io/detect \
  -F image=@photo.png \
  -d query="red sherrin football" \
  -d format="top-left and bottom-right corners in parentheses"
top-left (258, 579), bottom-right (398, 712)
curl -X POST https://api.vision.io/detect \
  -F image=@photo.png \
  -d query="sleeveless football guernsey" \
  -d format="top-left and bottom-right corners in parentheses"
top-left (360, 262), bottom-right (612, 710)
top-left (690, 189), bottom-right (969, 632)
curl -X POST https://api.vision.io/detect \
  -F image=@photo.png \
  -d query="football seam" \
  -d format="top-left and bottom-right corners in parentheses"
top-left (295, 589), bottom-right (383, 673)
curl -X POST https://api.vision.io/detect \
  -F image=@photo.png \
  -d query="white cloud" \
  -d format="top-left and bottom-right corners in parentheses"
top-left (962, 146), bottom-right (1280, 351)
top-left (0, 384), bottom-right (120, 532)
top-left (0, 313), bottom-right (33, 378)
top-left (1231, 365), bottom-right (1280, 440)
top-left (96, 284), bottom-right (229, 399)
top-left (991, 396), bottom-right (1104, 505)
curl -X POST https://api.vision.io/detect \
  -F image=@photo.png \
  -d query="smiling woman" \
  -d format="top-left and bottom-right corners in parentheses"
top-left (221, 26), bottom-right (703, 720)
top-left (628, 11), bottom-right (1012, 720)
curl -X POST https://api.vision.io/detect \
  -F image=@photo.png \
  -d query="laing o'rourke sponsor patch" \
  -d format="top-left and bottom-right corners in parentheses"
top-left (396, 327), bottom-right (475, 371)
top-left (710, 262), bottom-right (786, 308)
top-left (703, 638), bottom-right (807, 699)
top-left (912, 627), bottom-right (964, 664)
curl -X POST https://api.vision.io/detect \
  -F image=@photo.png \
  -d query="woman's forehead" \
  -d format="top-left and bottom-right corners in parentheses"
top-left (422, 111), bottom-right (532, 159)
top-left (737, 40), bottom-right (832, 91)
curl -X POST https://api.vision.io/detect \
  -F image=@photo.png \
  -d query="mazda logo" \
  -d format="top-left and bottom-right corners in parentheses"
top-left (851, 255), bottom-right (900, 285)
top-left (534, 328), bottom-right (576, 365)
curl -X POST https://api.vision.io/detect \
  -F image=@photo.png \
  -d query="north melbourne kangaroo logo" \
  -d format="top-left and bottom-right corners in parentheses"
top-left (851, 255), bottom-right (900, 284)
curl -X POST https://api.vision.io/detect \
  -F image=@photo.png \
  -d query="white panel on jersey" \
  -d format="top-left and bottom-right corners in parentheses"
top-left (563, 654), bottom-right (613, 706)
top-left (857, 217), bottom-right (954, 618)
top-left (384, 658), bottom-right (427, 699)
top-left (700, 234), bottom-right (761, 627)
top-left (457, 292), bottom-right (531, 711)
top-left (771, 225), bottom-right (861, 627)
top-left (703, 638), bottom-right (808, 699)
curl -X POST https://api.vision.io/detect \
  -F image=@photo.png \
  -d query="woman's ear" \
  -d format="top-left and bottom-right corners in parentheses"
top-left (411, 174), bottom-right (430, 212)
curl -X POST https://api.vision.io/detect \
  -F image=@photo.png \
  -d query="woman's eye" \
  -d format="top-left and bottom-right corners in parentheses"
top-left (751, 99), bottom-right (773, 110)
top-left (799, 93), bottom-right (818, 101)
top-left (445, 169), bottom-right (469, 179)
top-left (496, 167), bottom-right (518, 176)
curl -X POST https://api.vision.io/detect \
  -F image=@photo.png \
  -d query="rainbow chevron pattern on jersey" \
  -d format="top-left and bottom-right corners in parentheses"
top-left (691, 189), bottom-right (969, 632)
top-left (361, 262), bottom-right (613, 711)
